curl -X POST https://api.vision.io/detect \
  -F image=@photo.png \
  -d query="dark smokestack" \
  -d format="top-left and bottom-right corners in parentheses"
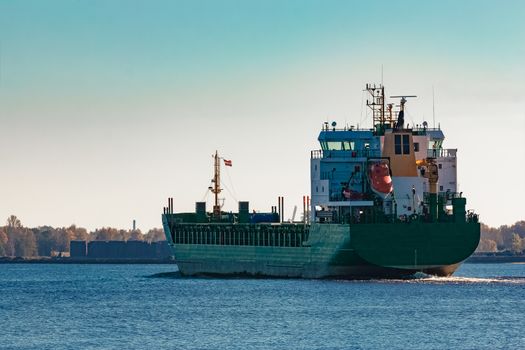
top-left (277, 197), bottom-right (281, 222)
top-left (168, 197), bottom-right (173, 214)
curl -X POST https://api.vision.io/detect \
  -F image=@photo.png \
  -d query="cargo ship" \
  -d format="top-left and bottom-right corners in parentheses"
top-left (162, 83), bottom-right (480, 279)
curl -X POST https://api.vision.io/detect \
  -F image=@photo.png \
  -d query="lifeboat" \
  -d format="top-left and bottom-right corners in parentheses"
top-left (369, 161), bottom-right (393, 198)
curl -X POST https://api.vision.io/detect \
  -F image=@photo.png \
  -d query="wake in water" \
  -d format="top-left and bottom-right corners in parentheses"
top-left (144, 267), bottom-right (525, 284)
top-left (146, 272), bottom-right (525, 284)
top-left (416, 276), bottom-right (525, 284)
top-left (378, 272), bottom-right (525, 285)
top-left (332, 271), bottom-right (525, 284)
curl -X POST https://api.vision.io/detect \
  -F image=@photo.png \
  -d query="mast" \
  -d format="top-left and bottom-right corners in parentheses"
top-left (211, 150), bottom-right (222, 219)
top-left (366, 83), bottom-right (387, 127)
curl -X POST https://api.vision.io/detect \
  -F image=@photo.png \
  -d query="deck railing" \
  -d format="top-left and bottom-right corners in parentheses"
top-left (427, 148), bottom-right (457, 158)
top-left (170, 223), bottom-right (310, 248)
top-left (311, 149), bottom-right (381, 159)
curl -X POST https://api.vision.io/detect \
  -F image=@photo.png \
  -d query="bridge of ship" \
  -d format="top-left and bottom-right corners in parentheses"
top-left (310, 125), bottom-right (466, 225)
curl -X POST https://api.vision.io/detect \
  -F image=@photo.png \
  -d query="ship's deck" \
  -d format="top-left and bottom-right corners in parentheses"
top-left (167, 222), bottom-right (310, 248)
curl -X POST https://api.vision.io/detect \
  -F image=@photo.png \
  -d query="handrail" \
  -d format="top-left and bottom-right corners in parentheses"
top-left (311, 149), bottom-right (381, 159)
top-left (427, 148), bottom-right (457, 158)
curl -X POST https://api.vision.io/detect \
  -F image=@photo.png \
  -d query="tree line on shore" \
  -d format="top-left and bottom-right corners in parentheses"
top-left (477, 221), bottom-right (525, 253)
top-left (1, 215), bottom-right (524, 257)
top-left (0, 215), bottom-right (165, 257)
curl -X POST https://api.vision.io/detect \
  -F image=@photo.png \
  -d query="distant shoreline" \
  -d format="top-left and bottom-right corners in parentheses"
top-left (0, 257), bottom-right (176, 264)
top-left (465, 255), bottom-right (525, 264)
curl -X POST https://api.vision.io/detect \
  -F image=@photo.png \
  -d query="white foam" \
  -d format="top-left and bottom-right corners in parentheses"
top-left (333, 272), bottom-right (525, 284)
top-left (418, 275), bottom-right (524, 284)
top-left (388, 275), bottom-right (525, 285)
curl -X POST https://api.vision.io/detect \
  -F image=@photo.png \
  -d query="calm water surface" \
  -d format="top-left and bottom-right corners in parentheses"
top-left (0, 263), bottom-right (524, 350)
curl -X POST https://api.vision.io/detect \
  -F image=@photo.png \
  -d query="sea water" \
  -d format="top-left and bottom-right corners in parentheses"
top-left (0, 263), bottom-right (523, 350)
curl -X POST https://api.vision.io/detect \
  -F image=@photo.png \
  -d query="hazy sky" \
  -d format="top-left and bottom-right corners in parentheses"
top-left (1, 0), bottom-right (524, 231)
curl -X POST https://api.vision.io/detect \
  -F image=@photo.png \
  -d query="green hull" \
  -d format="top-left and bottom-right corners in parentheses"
top-left (162, 215), bottom-right (480, 279)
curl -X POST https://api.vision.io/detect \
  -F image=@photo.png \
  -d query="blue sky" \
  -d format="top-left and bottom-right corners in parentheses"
top-left (1, 0), bottom-right (524, 230)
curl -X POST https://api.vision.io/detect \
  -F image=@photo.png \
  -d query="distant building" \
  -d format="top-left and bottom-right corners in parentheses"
top-left (70, 240), bottom-right (87, 257)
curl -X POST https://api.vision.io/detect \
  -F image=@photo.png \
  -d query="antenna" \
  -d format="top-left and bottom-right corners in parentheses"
top-left (390, 95), bottom-right (417, 130)
top-left (432, 86), bottom-right (436, 129)
top-left (365, 83), bottom-right (387, 126)
top-left (389, 95), bottom-right (417, 109)
top-left (381, 64), bottom-right (383, 85)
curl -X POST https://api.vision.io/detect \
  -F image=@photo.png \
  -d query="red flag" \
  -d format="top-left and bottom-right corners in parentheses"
top-left (223, 159), bottom-right (232, 167)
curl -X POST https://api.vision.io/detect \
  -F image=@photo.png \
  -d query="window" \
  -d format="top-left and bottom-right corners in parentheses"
top-left (326, 141), bottom-right (342, 151)
top-left (438, 164), bottom-right (442, 169)
top-left (402, 135), bottom-right (410, 154)
top-left (322, 186), bottom-right (324, 192)
top-left (342, 141), bottom-right (354, 150)
top-left (414, 142), bottom-right (420, 152)
top-left (440, 185), bottom-right (444, 191)
top-left (395, 134), bottom-right (411, 155)
top-left (316, 186), bottom-right (318, 193)
top-left (395, 135), bottom-right (402, 154)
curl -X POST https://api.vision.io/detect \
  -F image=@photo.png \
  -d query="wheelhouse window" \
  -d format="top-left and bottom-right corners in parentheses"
top-left (326, 141), bottom-right (342, 150)
top-left (402, 135), bottom-right (410, 154)
top-left (395, 135), bottom-right (402, 154)
top-left (342, 141), bottom-right (355, 151)
top-left (395, 134), bottom-right (411, 155)
top-left (320, 141), bottom-right (356, 151)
